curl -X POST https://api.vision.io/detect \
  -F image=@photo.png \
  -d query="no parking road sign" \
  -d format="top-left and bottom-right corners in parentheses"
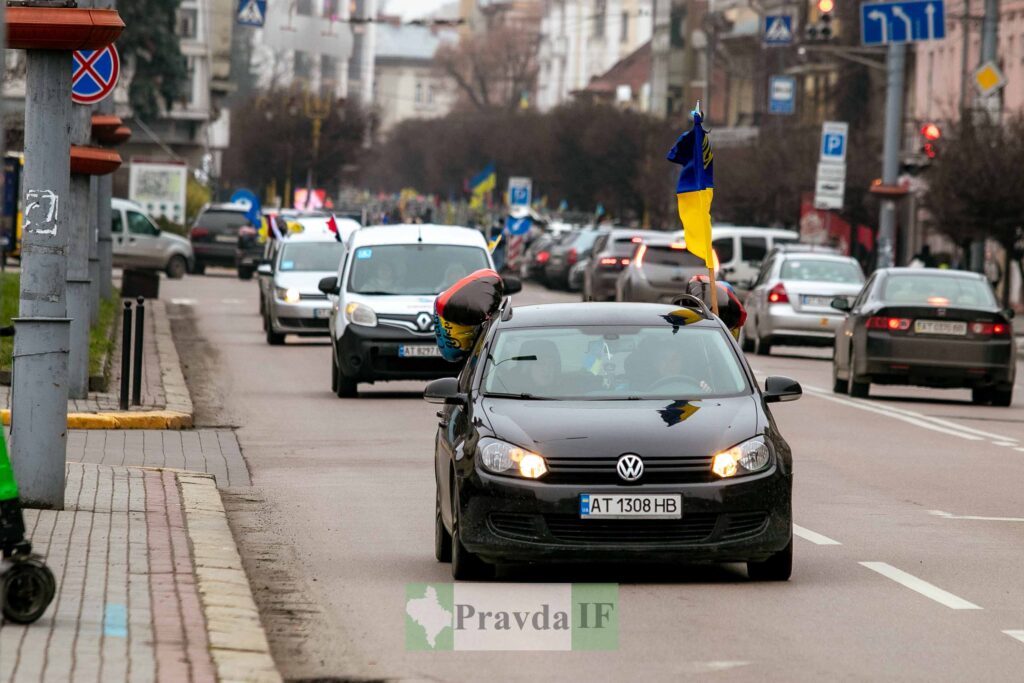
top-left (71, 45), bottom-right (120, 105)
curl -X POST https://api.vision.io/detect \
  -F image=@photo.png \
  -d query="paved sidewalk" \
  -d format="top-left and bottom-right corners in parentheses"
top-left (0, 463), bottom-right (279, 683)
top-left (0, 301), bottom-right (194, 429)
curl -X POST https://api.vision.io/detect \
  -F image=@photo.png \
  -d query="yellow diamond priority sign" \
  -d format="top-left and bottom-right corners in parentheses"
top-left (973, 61), bottom-right (1006, 97)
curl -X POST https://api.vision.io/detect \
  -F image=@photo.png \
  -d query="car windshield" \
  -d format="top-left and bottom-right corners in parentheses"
top-left (481, 325), bottom-right (749, 400)
top-left (881, 274), bottom-right (997, 307)
top-left (780, 259), bottom-right (864, 283)
top-left (196, 210), bottom-right (250, 230)
top-left (347, 244), bottom-right (490, 295)
top-left (278, 241), bottom-right (346, 272)
top-left (640, 244), bottom-right (704, 267)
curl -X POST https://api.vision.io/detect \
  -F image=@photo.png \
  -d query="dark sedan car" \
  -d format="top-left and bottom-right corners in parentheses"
top-left (425, 300), bottom-right (802, 580)
top-left (583, 229), bottom-right (668, 301)
top-left (544, 229), bottom-right (606, 289)
top-left (189, 203), bottom-right (258, 278)
top-left (831, 268), bottom-right (1015, 405)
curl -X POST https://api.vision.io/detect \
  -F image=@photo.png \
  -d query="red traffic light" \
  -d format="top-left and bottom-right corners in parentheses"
top-left (923, 142), bottom-right (937, 159)
top-left (921, 123), bottom-right (941, 141)
top-left (818, 0), bottom-right (835, 13)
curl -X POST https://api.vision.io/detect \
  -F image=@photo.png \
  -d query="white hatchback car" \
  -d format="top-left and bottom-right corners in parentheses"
top-left (318, 224), bottom-right (520, 397)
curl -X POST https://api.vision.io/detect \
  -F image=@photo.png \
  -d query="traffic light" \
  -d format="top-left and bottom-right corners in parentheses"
top-left (806, 0), bottom-right (835, 41)
top-left (920, 122), bottom-right (941, 160)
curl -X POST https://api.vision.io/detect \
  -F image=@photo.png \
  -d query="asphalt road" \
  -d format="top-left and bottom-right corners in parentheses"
top-left (165, 272), bottom-right (1024, 682)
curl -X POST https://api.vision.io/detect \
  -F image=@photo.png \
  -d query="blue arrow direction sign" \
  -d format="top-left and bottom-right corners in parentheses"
top-left (505, 216), bottom-right (532, 236)
top-left (768, 76), bottom-right (796, 115)
top-left (763, 15), bottom-right (794, 46)
top-left (237, 0), bottom-right (267, 27)
top-left (861, 0), bottom-right (945, 45)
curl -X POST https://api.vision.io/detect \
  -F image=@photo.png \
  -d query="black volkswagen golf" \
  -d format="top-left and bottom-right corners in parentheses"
top-left (425, 299), bottom-right (802, 581)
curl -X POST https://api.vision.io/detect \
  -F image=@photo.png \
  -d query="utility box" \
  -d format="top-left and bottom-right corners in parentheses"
top-left (121, 269), bottom-right (159, 299)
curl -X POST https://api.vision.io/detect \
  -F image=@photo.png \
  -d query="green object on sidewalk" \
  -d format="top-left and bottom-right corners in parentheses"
top-left (0, 429), bottom-right (17, 500)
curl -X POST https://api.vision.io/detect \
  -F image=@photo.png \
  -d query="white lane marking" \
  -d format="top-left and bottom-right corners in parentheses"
top-left (794, 524), bottom-right (842, 545)
top-left (1003, 630), bottom-right (1024, 644)
top-left (994, 441), bottom-right (1016, 447)
top-left (170, 298), bottom-right (197, 306)
top-left (860, 562), bottom-right (982, 610)
top-left (680, 661), bottom-right (752, 673)
top-left (800, 386), bottom-right (984, 441)
top-left (221, 298), bottom-right (244, 304)
top-left (929, 509), bottom-right (1024, 522)
top-left (800, 382), bottom-right (1017, 443)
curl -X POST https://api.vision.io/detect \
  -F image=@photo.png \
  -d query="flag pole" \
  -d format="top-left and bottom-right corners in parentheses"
top-left (693, 100), bottom-right (719, 316)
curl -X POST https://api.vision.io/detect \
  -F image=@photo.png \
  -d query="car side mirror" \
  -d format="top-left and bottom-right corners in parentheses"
top-left (1002, 308), bottom-right (1015, 320)
top-left (830, 297), bottom-right (852, 312)
top-left (764, 376), bottom-right (802, 403)
top-left (257, 263), bottom-right (273, 276)
top-left (318, 276), bottom-right (339, 295)
top-left (502, 275), bottom-right (523, 295)
top-left (424, 377), bottom-right (466, 405)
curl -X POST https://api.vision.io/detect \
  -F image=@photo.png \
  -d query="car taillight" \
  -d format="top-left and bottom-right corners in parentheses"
top-left (567, 248), bottom-right (578, 265)
top-left (767, 283), bottom-right (789, 304)
top-left (190, 227), bottom-right (209, 239)
top-left (634, 244), bottom-right (647, 268)
top-left (598, 256), bottom-right (630, 268)
top-left (971, 321), bottom-right (1010, 336)
top-left (536, 251), bottom-right (550, 264)
top-left (866, 316), bottom-right (911, 331)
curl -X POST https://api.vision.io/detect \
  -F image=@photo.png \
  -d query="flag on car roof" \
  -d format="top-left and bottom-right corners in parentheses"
top-left (326, 214), bottom-right (341, 242)
top-left (667, 108), bottom-right (714, 268)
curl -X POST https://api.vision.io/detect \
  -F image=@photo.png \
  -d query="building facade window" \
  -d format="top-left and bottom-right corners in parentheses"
top-left (177, 7), bottom-right (198, 39)
top-left (593, 0), bottom-right (607, 38)
top-left (621, 11), bottom-right (629, 42)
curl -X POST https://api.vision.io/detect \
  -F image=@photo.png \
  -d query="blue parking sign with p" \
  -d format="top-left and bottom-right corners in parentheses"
top-left (822, 133), bottom-right (845, 159)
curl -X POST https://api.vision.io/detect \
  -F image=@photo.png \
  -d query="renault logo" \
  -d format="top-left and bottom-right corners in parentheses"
top-left (616, 454), bottom-right (644, 482)
top-left (416, 312), bottom-right (433, 331)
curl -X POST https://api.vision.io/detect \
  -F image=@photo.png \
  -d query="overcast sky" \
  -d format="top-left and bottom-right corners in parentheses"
top-left (381, 0), bottom-right (454, 19)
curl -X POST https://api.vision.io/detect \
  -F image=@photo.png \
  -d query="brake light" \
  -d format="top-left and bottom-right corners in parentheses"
top-left (927, 296), bottom-right (950, 306)
top-left (567, 248), bottom-right (578, 265)
top-left (631, 236), bottom-right (643, 243)
top-left (669, 242), bottom-right (687, 250)
top-left (536, 251), bottom-right (550, 264)
top-left (190, 227), bottom-right (209, 239)
top-left (767, 283), bottom-right (789, 304)
top-left (971, 322), bottom-right (1010, 335)
top-left (867, 316), bottom-right (911, 331)
top-left (599, 257), bottom-right (618, 266)
top-left (635, 244), bottom-right (647, 268)
top-left (620, 258), bottom-right (630, 266)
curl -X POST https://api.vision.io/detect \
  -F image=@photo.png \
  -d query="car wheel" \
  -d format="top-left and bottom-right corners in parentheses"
top-left (450, 485), bottom-right (492, 581)
top-left (741, 328), bottom-right (755, 353)
top-left (237, 266), bottom-right (254, 281)
top-left (848, 353), bottom-right (869, 398)
top-left (971, 387), bottom-right (993, 405)
top-left (334, 347), bottom-right (358, 397)
top-left (331, 350), bottom-right (339, 393)
top-left (832, 361), bottom-right (848, 394)
top-left (747, 539), bottom-right (792, 581)
top-left (192, 261), bottom-right (206, 275)
top-left (992, 386), bottom-right (1014, 407)
top-left (435, 488), bottom-right (452, 563)
top-left (266, 327), bottom-right (285, 346)
top-left (755, 334), bottom-right (772, 356)
top-left (165, 255), bottom-right (187, 279)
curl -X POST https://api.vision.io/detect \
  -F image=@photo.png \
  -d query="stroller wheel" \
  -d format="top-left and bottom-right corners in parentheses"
top-left (2, 556), bottom-right (56, 624)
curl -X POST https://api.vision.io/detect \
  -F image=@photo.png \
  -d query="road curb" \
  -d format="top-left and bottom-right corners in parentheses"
top-left (0, 408), bottom-right (193, 429)
top-left (152, 299), bottom-right (195, 417)
top-left (177, 471), bottom-right (283, 683)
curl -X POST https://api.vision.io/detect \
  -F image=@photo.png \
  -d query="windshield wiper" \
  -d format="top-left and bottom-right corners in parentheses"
top-left (483, 392), bottom-right (554, 400)
top-left (354, 290), bottom-right (400, 295)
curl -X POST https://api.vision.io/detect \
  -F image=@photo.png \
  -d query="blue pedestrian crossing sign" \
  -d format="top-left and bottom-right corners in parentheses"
top-left (763, 15), bottom-right (794, 46)
top-left (237, 0), bottom-right (267, 27)
top-left (769, 76), bottom-right (796, 115)
top-left (861, 0), bottom-right (945, 45)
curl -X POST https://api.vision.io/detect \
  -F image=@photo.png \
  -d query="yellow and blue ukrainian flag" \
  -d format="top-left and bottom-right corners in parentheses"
top-left (468, 163), bottom-right (496, 209)
top-left (666, 110), bottom-right (714, 268)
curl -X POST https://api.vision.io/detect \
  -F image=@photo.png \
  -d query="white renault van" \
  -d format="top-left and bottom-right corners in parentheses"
top-left (319, 224), bottom-right (520, 397)
top-left (710, 226), bottom-right (800, 288)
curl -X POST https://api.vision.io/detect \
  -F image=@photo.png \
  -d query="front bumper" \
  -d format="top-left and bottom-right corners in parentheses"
top-left (269, 299), bottom-right (333, 335)
top-left (760, 305), bottom-right (843, 345)
top-left (336, 323), bottom-right (460, 383)
top-left (860, 332), bottom-right (1015, 388)
top-left (457, 466), bottom-right (792, 564)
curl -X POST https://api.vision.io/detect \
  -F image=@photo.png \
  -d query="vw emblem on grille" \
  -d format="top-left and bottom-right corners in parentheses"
top-left (416, 312), bottom-right (433, 331)
top-left (616, 454), bottom-right (644, 482)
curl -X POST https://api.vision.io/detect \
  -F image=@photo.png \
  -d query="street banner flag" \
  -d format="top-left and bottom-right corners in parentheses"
top-left (327, 214), bottom-right (341, 242)
top-left (667, 109), bottom-right (714, 268)
top-left (469, 163), bottom-right (496, 209)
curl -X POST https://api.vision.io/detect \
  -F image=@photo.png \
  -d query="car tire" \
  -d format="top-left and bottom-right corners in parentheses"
top-left (237, 266), bottom-right (254, 281)
top-left (331, 351), bottom-right (339, 393)
top-left (266, 327), bottom-right (285, 346)
top-left (755, 335), bottom-right (772, 356)
top-left (747, 538), bottom-right (792, 581)
top-left (832, 362), bottom-right (848, 394)
top-left (741, 329), bottom-right (755, 353)
top-left (848, 353), bottom-right (869, 398)
top-left (435, 488), bottom-right (452, 563)
top-left (333, 347), bottom-right (358, 397)
top-left (450, 485), bottom-right (492, 581)
top-left (971, 387), bottom-right (992, 405)
top-left (192, 261), bottom-right (206, 275)
top-left (166, 255), bottom-right (187, 279)
top-left (992, 386), bottom-right (1014, 407)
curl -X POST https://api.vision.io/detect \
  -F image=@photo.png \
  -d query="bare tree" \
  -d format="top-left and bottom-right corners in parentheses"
top-left (434, 25), bottom-right (540, 112)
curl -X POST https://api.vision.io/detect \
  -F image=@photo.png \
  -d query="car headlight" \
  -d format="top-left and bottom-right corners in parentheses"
top-left (276, 287), bottom-right (301, 304)
top-left (479, 438), bottom-right (548, 479)
top-left (711, 436), bottom-right (771, 478)
top-left (344, 302), bottom-right (377, 327)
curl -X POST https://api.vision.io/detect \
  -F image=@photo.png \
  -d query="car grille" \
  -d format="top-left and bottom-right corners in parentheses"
top-left (488, 512), bottom-right (540, 538)
top-left (299, 293), bottom-right (328, 301)
top-left (277, 317), bottom-right (329, 330)
top-left (378, 313), bottom-right (435, 335)
top-left (544, 455), bottom-right (716, 485)
top-left (543, 513), bottom-right (719, 544)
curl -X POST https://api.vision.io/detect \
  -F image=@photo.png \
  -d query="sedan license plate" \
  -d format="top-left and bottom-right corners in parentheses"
top-left (914, 320), bottom-right (967, 336)
top-left (214, 234), bottom-right (237, 244)
top-left (802, 295), bottom-right (833, 307)
top-left (580, 494), bottom-right (681, 519)
top-left (313, 308), bottom-right (331, 319)
top-left (398, 344), bottom-right (441, 358)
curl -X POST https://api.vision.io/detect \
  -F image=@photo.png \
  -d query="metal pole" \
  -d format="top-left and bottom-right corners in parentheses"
top-left (132, 296), bottom-right (144, 406)
top-left (875, 43), bottom-right (906, 271)
top-left (979, 0), bottom-right (1000, 119)
top-left (89, 175), bottom-right (100, 325)
top-left (95, 0), bottom-right (115, 300)
top-left (120, 301), bottom-right (131, 410)
top-left (10, 49), bottom-right (73, 510)
top-left (68, 102), bottom-right (93, 399)
top-left (959, 0), bottom-right (970, 113)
